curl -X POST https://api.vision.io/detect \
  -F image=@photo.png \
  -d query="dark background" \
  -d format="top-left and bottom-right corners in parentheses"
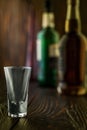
top-left (0, 0), bottom-right (87, 65)
top-left (0, 0), bottom-right (87, 99)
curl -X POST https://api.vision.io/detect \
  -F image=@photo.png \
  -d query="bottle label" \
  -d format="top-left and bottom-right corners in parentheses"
top-left (36, 39), bottom-right (42, 61)
top-left (58, 43), bottom-right (66, 81)
top-left (49, 43), bottom-right (59, 57)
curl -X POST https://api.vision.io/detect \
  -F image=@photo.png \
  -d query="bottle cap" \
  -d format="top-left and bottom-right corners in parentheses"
top-left (67, 0), bottom-right (79, 5)
top-left (42, 0), bottom-right (55, 28)
top-left (42, 12), bottom-right (55, 28)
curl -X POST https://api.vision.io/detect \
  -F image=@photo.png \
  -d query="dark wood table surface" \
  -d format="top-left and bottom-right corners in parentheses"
top-left (0, 82), bottom-right (87, 130)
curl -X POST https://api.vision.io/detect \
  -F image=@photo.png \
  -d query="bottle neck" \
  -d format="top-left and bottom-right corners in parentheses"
top-left (42, 12), bottom-right (55, 28)
top-left (65, 1), bottom-right (81, 33)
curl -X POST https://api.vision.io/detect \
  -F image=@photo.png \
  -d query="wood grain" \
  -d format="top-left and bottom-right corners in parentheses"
top-left (0, 83), bottom-right (87, 130)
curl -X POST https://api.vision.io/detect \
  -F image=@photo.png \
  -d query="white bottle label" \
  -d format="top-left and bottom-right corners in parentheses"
top-left (36, 39), bottom-right (42, 61)
top-left (49, 43), bottom-right (60, 57)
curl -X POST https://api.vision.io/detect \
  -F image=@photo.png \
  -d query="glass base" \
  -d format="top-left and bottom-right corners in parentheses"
top-left (8, 112), bottom-right (27, 118)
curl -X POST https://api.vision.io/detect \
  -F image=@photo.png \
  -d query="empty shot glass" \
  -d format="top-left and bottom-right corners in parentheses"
top-left (4, 66), bottom-right (31, 118)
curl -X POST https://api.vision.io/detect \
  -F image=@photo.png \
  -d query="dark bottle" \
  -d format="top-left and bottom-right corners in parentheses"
top-left (36, 0), bottom-right (60, 87)
top-left (57, 0), bottom-right (87, 95)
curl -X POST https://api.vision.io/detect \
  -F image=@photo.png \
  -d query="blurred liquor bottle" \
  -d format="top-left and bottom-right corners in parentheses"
top-left (57, 0), bottom-right (87, 95)
top-left (36, 0), bottom-right (60, 87)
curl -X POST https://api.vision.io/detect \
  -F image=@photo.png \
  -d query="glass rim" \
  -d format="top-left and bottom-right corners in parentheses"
top-left (4, 66), bottom-right (31, 70)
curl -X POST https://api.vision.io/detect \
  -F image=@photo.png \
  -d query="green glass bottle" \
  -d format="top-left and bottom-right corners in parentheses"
top-left (36, 0), bottom-right (60, 87)
top-left (57, 0), bottom-right (87, 95)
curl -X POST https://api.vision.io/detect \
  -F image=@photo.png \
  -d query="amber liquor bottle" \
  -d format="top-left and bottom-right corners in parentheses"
top-left (57, 0), bottom-right (87, 95)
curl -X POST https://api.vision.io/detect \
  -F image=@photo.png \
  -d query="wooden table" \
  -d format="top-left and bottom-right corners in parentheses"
top-left (0, 82), bottom-right (87, 130)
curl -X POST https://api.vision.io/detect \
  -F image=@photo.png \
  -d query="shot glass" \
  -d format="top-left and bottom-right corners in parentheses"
top-left (4, 66), bottom-right (31, 118)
